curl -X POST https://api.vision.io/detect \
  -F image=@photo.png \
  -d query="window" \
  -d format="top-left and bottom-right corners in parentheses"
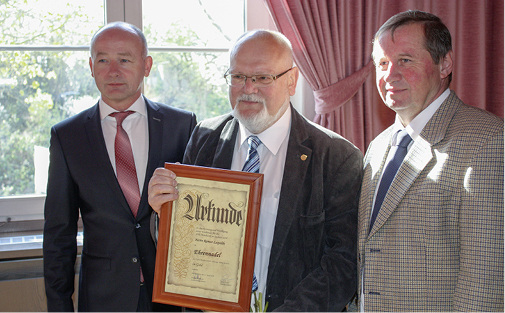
top-left (0, 0), bottom-right (246, 225)
top-left (0, 0), bottom-right (104, 226)
top-left (142, 0), bottom-right (245, 121)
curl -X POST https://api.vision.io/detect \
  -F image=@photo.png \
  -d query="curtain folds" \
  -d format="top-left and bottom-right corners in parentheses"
top-left (264, 0), bottom-right (375, 151)
top-left (313, 61), bottom-right (374, 131)
top-left (263, 0), bottom-right (503, 152)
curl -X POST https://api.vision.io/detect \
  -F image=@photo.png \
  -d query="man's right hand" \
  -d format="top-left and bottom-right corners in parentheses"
top-left (148, 167), bottom-right (179, 214)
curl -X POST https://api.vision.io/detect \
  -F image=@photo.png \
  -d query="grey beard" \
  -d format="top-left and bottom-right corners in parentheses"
top-left (232, 94), bottom-right (288, 134)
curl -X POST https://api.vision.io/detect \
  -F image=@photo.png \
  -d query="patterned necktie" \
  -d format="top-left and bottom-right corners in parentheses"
top-left (111, 111), bottom-right (140, 217)
top-left (242, 135), bottom-right (261, 292)
top-left (111, 111), bottom-right (144, 283)
top-left (242, 135), bottom-right (261, 173)
top-left (369, 130), bottom-right (412, 233)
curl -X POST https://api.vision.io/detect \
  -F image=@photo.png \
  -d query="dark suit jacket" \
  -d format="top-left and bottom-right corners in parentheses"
top-left (43, 98), bottom-right (196, 312)
top-left (358, 91), bottom-right (504, 311)
top-left (183, 106), bottom-right (363, 311)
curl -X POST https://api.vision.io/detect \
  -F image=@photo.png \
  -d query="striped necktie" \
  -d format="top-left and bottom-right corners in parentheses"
top-left (242, 135), bottom-right (261, 173)
top-left (242, 135), bottom-right (261, 292)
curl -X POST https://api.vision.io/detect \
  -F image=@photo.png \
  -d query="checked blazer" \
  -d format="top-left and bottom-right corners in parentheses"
top-left (358, 91), bottom-right (504, 311)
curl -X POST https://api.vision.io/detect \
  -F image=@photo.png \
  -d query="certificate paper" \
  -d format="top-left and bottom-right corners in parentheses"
top-left (153, 163), bottom-right (263, 312)
top-left (166, 177), bottom-right (249, 300)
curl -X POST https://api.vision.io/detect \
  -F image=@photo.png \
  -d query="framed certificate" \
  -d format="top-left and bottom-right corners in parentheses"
top-left (153, 163), bottom-right (263, 312)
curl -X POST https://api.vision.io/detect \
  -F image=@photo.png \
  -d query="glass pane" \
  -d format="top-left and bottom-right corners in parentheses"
top-left (145, 51), bottom-right (231, 121)
top-left (0, 50), bottom-right (99, 196)
top-left (1, 0), bottom-right (104, 46)
top-left (142, 0), bottom-right (245, 47)
top-left (0, 0), bottom-right (104, 197)
top-left (142, 0), bottom-right (245, 120)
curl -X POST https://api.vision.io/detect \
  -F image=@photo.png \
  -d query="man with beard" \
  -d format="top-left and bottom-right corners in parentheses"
top-left (148, 30), bottom-right (363, 312)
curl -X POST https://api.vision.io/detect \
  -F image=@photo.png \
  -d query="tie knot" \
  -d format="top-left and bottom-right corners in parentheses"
top-left (247, 135), bottom-right (261, 150)
top-left (110, 111), bottom-right (135, 126)
top-left (396, 130), bottom-right (412, 148)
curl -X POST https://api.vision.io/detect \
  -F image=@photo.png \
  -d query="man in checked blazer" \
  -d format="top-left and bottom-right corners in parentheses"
top-left (43, 22), bottom-right (196, 311)
top-left (358, 10), bottom-right (504, 311)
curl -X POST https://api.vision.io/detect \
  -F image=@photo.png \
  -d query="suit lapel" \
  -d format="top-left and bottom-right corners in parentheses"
top-left (211, 117), bottom-right (238, 169)
top-left (368, 136), bottom-right (433, 236)
top-left (361, 130), bottom-right (393, 227)
top-left (84, 103), bottom-right (132, 215)
top-left (138, 99), bottom-right (162, 219)
top-left (367, 91), bottom-right (459, 237)
top-left (268, 108), bottom-right (312, 282)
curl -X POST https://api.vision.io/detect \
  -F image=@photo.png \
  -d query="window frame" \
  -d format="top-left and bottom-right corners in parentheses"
top-left (0, 0), bottom-right (318, 228)
top-left (0, 0), bottom-right (264, 226)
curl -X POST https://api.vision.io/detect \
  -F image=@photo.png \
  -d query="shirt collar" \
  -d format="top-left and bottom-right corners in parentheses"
top-left (238, 107), bottom-right (292, 155)
top-left (392, 88), bottom-right (450, 143)
top-left (99, 95), bottom-right (147, 120)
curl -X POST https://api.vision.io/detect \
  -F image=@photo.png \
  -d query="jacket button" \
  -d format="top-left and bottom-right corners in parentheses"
top-left (136, 223), bottom-right (141, 229)
top-left (132, 257), bottom-right (138, 263)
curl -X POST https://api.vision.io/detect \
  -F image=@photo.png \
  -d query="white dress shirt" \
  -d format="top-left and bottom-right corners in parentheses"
top-left (99, 96), bottom-right (149, 194)
top-left (230, 107), bottom-right (292, 309)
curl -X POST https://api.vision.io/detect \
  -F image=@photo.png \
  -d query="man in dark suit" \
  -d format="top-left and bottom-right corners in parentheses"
top-left (148, 30), bottom-right (363, 311)
top-left (43, 22), bottom-right (196, 311)
top-left (358, 11), bottom-right (503, 311)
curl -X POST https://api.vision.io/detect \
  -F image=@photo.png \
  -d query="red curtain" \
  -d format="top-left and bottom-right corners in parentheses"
top-left (264, 0), bottom-right (503, 152)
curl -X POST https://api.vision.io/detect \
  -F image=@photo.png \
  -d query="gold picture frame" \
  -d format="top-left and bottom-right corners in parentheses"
top-left (153, 163), bottom-right (263, 312)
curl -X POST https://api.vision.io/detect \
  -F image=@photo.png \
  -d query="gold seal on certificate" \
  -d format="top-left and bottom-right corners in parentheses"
top-left (153, 163), bottom-right (263, 312)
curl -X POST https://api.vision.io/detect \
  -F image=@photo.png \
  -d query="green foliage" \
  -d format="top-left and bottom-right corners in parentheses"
top-left (0, 49), bottom-right (96, 196)
top-left (0, 0), bottom-right (101, 196)
top-left (250, 291), bottom-right (269, 312)
top-left (144, 24), bottom-right (231, 122)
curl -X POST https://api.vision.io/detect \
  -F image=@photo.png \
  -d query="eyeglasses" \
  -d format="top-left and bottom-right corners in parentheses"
top-left (224, 67), bottom-right (294, 87)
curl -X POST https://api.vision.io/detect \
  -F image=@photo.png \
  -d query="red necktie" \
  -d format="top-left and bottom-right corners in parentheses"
top-left (111, 111), bottom-right (140, 217)
top-left (111, 111), bottom-right (144, 283)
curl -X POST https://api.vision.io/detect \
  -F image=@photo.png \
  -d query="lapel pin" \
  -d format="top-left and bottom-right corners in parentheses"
top-left (300, 154), bottom-right (307, 161)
